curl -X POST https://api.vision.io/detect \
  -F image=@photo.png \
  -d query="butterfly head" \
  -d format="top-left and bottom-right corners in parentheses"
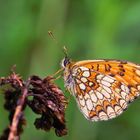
top-left (61, 46), bottom-right (71, 68)
top-left (61, 57), bottom-right (71, 68)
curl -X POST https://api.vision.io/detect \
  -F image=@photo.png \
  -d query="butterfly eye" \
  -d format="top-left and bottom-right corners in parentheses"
top-left (61, 57), bottom-right (70, 68)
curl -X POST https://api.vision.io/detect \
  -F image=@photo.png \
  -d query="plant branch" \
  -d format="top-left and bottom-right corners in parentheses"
top-left (8, 78), bottom-right (30, 140)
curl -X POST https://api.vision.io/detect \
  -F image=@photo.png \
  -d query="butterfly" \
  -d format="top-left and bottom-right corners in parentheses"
top-left (61, 55), bottom-right (140, 121)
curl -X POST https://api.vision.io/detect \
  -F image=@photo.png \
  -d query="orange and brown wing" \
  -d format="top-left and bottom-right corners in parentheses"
top-left (73, 60), bottom-right (140, 101)
top-left (70, 60), bottom-right (140, 121)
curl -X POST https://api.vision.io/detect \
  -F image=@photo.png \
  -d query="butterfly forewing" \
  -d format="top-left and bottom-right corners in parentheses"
top-left (63, 59), bottom-right (140, 121)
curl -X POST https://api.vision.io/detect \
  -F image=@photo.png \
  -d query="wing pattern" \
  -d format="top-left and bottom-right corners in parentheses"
top-left (68, 60), bottom-right (140, 121)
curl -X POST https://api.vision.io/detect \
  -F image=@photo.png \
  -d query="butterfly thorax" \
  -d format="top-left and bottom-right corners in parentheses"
top-left (61, 57), bottom-right (77, 94)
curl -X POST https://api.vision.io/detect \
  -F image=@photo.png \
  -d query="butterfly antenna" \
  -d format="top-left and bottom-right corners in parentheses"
top-left (48, 31), bottom-right (67, 79)
top-left (63, 46), bottom-right (68, 58)
top-left (48, 31), bottom-right (58, 45)
top-left (48, 31), bottom-right (69, 58)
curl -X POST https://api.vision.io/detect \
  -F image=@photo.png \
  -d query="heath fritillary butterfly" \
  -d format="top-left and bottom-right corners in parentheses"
top-left (61, 57), bottom-right (140, 121)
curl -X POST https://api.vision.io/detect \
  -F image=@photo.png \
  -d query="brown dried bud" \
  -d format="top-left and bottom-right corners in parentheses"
top-left (27, 76), bottom-right (68, 137)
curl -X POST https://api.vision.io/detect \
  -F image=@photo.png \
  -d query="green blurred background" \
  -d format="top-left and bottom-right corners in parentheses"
top-left (0, 0), bottom-right (140, 140)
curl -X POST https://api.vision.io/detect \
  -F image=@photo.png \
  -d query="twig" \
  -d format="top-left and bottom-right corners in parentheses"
top-left (8, 78), bottom-right (30, 140)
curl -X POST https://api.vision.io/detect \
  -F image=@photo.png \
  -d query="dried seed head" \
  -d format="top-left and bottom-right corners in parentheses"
top-left (27, 75), bottom-right (68, 136)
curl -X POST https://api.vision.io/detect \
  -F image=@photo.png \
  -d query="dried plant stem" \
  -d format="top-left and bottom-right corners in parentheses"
top-left (8, 79), bottom-right (30, 140)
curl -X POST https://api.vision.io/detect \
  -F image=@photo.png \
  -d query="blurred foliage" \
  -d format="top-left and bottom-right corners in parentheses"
top-left (0, 0), bottom-right (140, 140)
